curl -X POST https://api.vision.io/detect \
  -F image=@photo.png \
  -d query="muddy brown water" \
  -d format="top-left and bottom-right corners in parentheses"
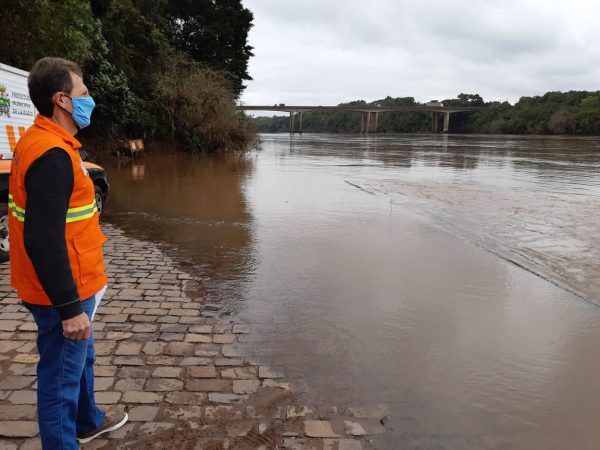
top-left (101, 134), bottom-right (600, 449)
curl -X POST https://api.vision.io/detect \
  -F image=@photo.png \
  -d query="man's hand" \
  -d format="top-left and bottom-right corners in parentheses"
top-left (62, 312), bottom-right (91, 340)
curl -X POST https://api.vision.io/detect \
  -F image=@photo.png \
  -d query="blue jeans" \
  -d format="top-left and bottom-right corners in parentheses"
top-left (28, 296), bottom-right (105, 450)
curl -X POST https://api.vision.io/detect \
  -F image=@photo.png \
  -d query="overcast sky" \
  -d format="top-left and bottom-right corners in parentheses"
top-left (240, 0), bottom-right (600, 108)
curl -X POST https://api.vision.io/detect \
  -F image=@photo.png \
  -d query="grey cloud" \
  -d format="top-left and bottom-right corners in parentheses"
top-left (241, 0), bottom-right (600, 106)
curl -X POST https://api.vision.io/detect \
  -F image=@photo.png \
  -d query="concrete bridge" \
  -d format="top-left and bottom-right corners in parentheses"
top-left (238, 105), bottom-right (488, 133)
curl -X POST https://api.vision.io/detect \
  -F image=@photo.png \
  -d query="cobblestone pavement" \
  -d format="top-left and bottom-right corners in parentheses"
top-left (0, 224), bottom-right (389, 449)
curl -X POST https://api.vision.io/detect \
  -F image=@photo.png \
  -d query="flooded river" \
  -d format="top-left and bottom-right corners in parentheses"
top-left (102, 134), bottom-right (600, 449)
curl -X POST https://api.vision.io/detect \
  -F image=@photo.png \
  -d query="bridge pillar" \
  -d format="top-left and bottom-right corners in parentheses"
top-left (299, 111), bottom-right (303, 134)
top-left (373, 111), bottom-right (379, 133)
top-left (431, 112), bottom-right (438, 133)
top-left (289, 112), bottom-right (295, 134)
top-left (366, 112), bottom-right (371, 134)
top-left (443, 111), bottom-right (450, 133)
top-left (360, 113), bottom-right (365, 133)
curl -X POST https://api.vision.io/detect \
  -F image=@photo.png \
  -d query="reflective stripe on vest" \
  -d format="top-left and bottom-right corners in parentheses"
top-left (8, 194), bottom-right (97, 223)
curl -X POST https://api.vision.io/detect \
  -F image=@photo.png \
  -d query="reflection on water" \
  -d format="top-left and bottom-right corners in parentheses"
top-left (103, 134), bottom-right (600, 449)
top-left (103, 153), bottom-right (256, 302)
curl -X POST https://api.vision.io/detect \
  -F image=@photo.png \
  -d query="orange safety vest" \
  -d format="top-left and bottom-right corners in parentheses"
top-left (8, 115), bottom-right (107, 305)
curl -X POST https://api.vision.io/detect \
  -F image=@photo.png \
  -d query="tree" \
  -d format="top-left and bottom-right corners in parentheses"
top-left (163, 0), bottom-right (254, 95)
top-left (0, 0), bottom-right (95, 70)
top-left (154, 54), bottom-right (255, 152)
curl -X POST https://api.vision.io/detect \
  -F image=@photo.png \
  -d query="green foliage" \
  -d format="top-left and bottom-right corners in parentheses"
top-left (255, 92), bottom-right (600, 136)
top-left (0, 0), bottom-right (95, 69)
top-left (163, 0), bottom-right (254, 95)
top-left (0, 0), bottom-right (256, 151)
top-left (154, 55), bottom-right (255, 152)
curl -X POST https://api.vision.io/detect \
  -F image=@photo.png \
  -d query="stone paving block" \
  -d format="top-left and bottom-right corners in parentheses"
top-left (0, 321), bottom-right (20, 332)
top-left (152, 366), bottom-right (182, 378)
top-left (162, 406), bottom-right (203, 422)
top-left (0, 405), bottom-right (37, 421)
top-left (118, 367), bottom-right (152, 379)
top-left (142, 342), bottom-right (167, 356)
top-left (115, 342), bottom-right (142, 356)
top-left (0, 421), bottom-right (38, 438)
top-left (180, 357), bottom-right (212, 366)
top-left (114, 378), bottom-right (146, 391)
top-left (221, 345), bottom-right (242, 358)
top-left (166, 342), bottom-right (194, 356)
top-left (144, 309), bottom-right (168, 316)
top-left (0, 341), bottom-right (24, 353)
top-left (0, 439), bottom-right (19, 450)
top-left (11, 354), bottom-right (38, 364)
top-left (212, 324), bottom-right (230, 334)
top-left (14, 438), bottom-right (40, 450)
top-left (157, 316), bottom-right (179, 324)
top-left (178, 316), bottom-right (204, 325)
top-left (194, 347), bottom-right (220, 358)
top-left (113, 357), bottom-right (144, 366)
top-left (18, 322), bottom-right (38, 332)
top-left (13, 332), bottom-right (36, 341)
top-left (188, 366), bottom-right (218, 378)
top-left (94, 377), bottom-right (114, 391)
top-left (95, 366), bottom-right (117, 377)
top-left (130, 315), bottom-right (159, 323)
top-left (159, 333), bottom-right (184, 341)
top-left (164, 391), bottom-right (206, 406)
top-left (159, 324), bottom-right (188, 333)
top-left (207, 393), bottom-right (249, 404)
top-left (132, 324), bottom-right (158, 333)
top-left (304, 421), bottom-right (342, 438)
top-left (94, 341), bottom-right (116, 356)
top-left (220, 367), bottom-right (257, 380)
top-left (8, 364), bottom-right (36, 376)
top-left (186, 379), bottom-right (232, 393)
top-left (122, 391), bottom-right (162, 404)
top-left (14, 342), bottom-right (36, 353)
top-left (146, 356), bottom-right (179, 365)
top-left (232, 380), bottom-right (259, 394)
top-left (94, 392), bottom-right (122, 404)
top-left (344, 421), bottom-right (367, 436)
top-left (0, 376), bottom-right (35, 390)
top-left (212, 334), bottom-right (235, 344)
top-left (7, 390), bottom-right (36, 405)
top-left (104, 331), bottom-right (133, 341)
top-left (189, 325), bottom-right (213, 334)
top-left (128, 406), bottom-right (159, 422)
top-left (101, 314), bottom-right (128, 323)
top-left (145, 379), bottom-right (184, 392)
top-left (215, 358), bottom-right (243, 367)
top-left (184, 333), bottom-right (212, 343)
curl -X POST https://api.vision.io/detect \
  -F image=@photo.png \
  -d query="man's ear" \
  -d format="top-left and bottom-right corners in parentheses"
top-left (53, 92), bottom-right (70, 112)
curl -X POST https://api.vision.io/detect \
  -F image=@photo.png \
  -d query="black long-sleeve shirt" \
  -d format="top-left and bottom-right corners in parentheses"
top-left (23, 148), bottom-right (82, 320)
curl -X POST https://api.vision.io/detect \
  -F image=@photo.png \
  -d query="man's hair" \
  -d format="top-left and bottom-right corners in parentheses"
top-left (28, 57), bottom-right (83, 117)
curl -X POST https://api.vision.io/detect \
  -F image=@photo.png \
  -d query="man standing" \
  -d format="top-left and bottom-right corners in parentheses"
top-left (8, 57), bottom-right (127, 449)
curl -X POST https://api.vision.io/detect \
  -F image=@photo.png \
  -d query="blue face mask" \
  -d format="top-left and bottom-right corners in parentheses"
top-left (65, 95), bottom-right (95, 129)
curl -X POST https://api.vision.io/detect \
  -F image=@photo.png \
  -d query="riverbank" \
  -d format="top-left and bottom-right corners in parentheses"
top-left (0, 224), bottom-right (384, 449)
